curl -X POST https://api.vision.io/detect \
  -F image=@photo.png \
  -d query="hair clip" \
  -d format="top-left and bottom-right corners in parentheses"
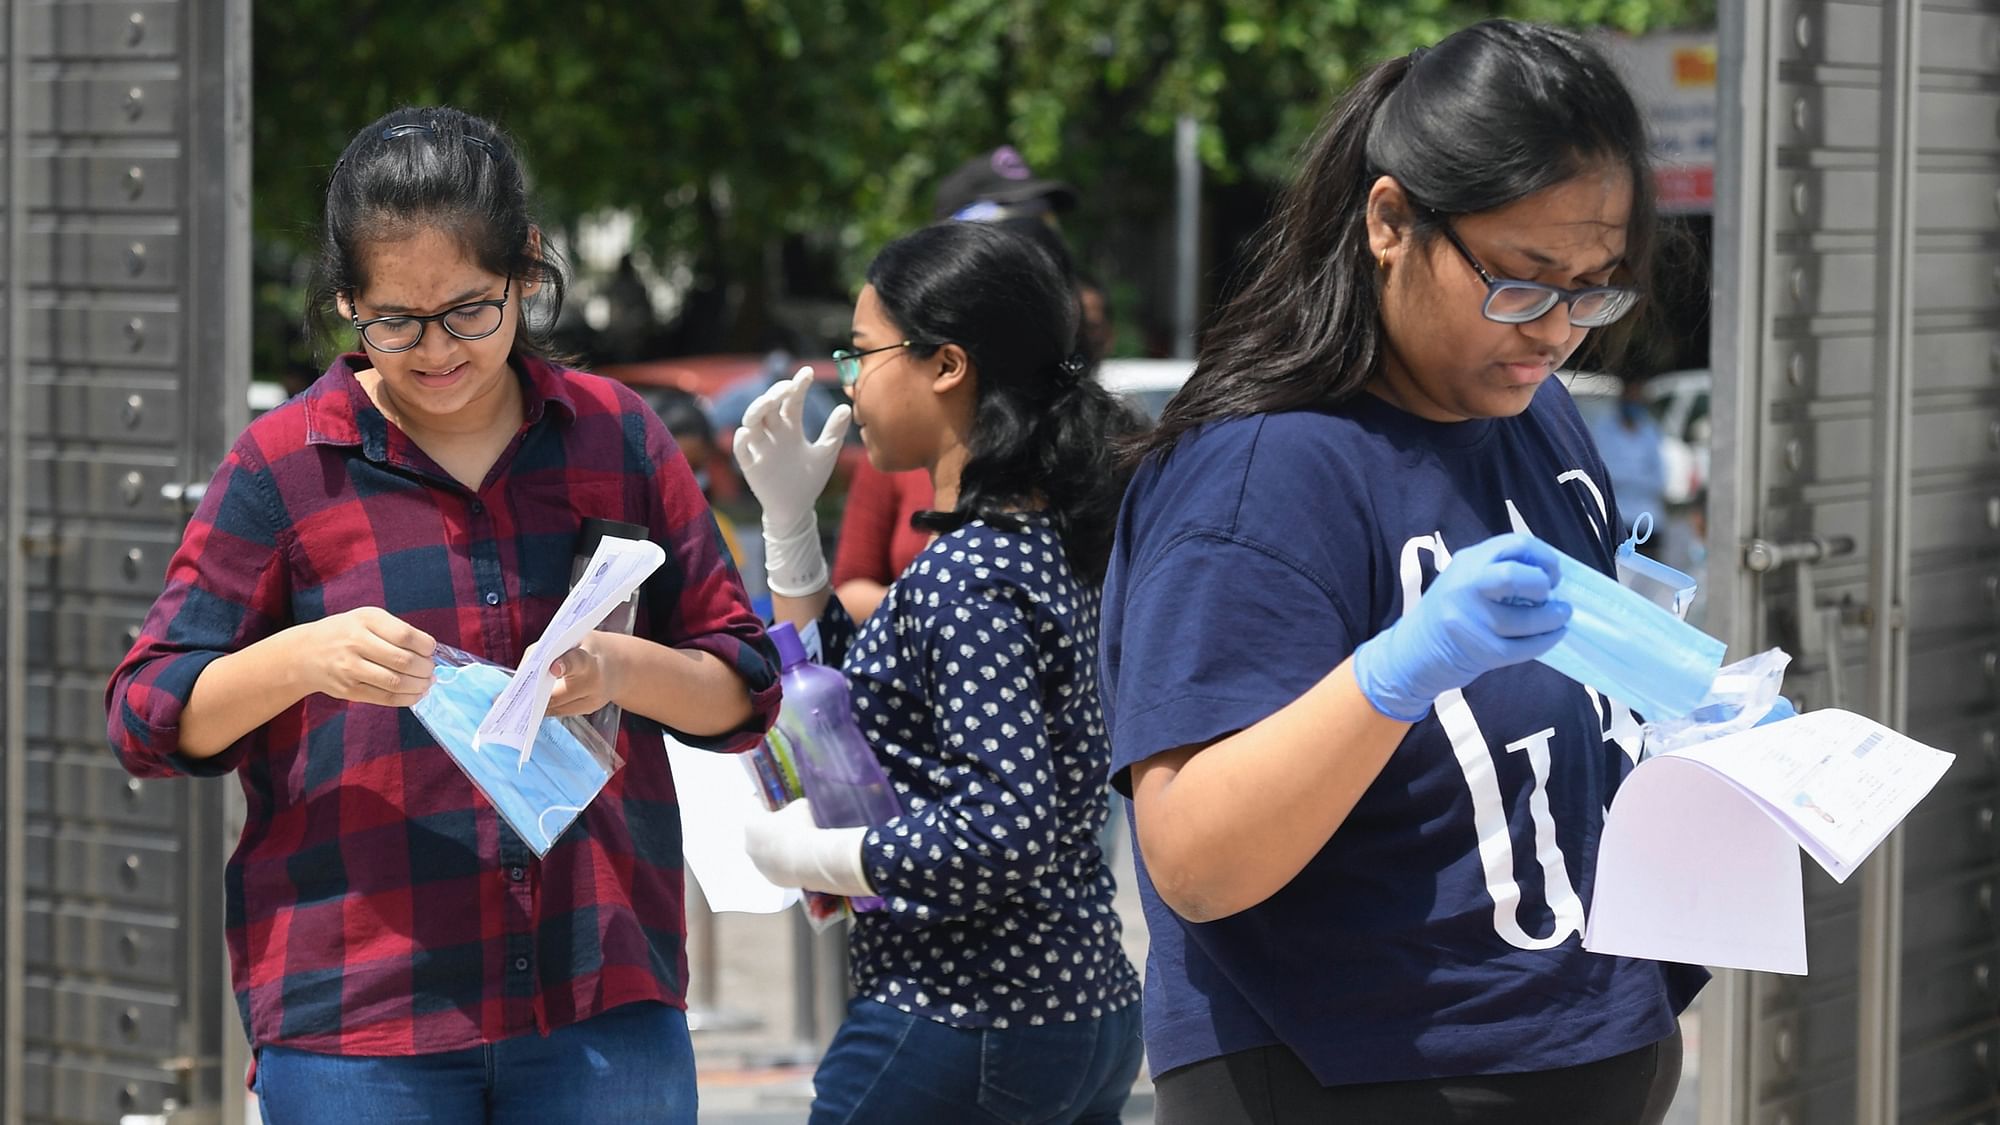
top-left (1057, 353), bottom-right (1088, 382)
top-left (380, 122), bottom-right (499, 160)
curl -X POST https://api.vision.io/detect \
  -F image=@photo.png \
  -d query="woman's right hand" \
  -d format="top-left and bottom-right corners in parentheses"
top-left (1352, 532), bottom-right (1571, 722)
top-left (295, 607), bottom-right (436, 707)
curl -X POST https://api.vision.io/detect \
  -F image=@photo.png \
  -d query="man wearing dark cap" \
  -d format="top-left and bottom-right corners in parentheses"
top-left (932, 144), bottom-right (1079, 222)
top-left (930, 144), bottom-right (1112, 364)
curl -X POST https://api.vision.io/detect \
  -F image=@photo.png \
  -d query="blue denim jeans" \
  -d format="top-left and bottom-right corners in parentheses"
top-left (810, 997), bottom-right (1144, 1125)
top-left (254, 1002), bottom-right (696, 1124)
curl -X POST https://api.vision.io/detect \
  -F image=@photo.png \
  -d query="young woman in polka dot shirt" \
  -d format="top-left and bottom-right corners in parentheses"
top-left (736, 221), bottom-right (1144, 1124)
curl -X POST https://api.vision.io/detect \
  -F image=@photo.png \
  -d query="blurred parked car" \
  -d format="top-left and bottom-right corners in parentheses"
top-left (249, 380), bottom-right (288, 418)
top-left (600, 353), bottom-right (864, 507)
top-left (1097, 357), bottom-right (1195, 422)
top-left (1644, 369), bottom-right (1712, 505)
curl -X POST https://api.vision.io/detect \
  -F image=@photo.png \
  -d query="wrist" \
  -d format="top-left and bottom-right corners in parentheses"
top-left (275, 621), bottom-right (324, 702)
top-left (1352, 630), bottom-right (1433, 723)
top-left (762, 510), bottom-right (827, 599)
top-left (593, 631), bottom-right (636, 708)
top-left (759, 504), bottom-right (816, 544)
top-left (810, 824), bottom-right (874, 897)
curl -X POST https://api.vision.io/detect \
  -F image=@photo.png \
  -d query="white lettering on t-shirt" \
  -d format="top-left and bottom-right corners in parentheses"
top-left (1402, 529), bottom-right (1585, 951)
top-left (1557, 469), bottom-right (1611, 545)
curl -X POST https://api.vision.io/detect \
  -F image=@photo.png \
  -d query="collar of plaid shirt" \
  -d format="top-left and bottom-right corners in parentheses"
top-left (106, 351), bottom-right (780, 1063)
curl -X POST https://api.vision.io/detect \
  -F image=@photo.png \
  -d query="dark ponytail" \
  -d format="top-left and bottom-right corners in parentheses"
top-left (867, 222), bottom-right (1138, 584)
top-left (304, 106), bottom-right (570, 363)
top-left (1133, 19), bottom-right (1657, 464)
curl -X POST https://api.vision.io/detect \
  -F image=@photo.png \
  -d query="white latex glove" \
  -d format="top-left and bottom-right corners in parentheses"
top-left (732, 368), bottom-right (853, 597)
top-left (744, 799), bottom-right (874, 898)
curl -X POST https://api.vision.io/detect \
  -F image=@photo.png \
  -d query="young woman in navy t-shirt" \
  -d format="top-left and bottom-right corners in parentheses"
top-left (1100, 20), bottom-right (1703, 1124)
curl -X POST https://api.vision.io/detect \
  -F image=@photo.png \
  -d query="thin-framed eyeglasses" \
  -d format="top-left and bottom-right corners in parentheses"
top-left (1435, 220), bottom-right (1638, 329)
top-left (832, 341), bottom-right (913, 388)
top-left (349, 276), bottom-right (511, 353)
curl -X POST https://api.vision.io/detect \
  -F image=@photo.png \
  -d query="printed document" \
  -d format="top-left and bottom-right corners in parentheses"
top-left (474, 535), bottom-right (665, 767)
top-left (1585, 709), bottom-right (1952, 974)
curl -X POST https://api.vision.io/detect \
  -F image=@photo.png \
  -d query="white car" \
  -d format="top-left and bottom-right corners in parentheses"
top-left (1094, 362), bottom-right (1713, 509)
top-left (1096, 358), bottom-right (1195, 422)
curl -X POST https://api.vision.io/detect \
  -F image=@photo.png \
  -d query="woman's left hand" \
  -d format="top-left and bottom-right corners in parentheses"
top-left (545, 633), bottom-right (625, 717)
top-left (744, 799), bottom-right (875, 897)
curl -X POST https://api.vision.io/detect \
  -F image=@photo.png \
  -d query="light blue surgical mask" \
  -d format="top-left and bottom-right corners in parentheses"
top-left (1536, 547), bottom-right (1725, 723)
top-left (411, 647), bottom-right (619, 856)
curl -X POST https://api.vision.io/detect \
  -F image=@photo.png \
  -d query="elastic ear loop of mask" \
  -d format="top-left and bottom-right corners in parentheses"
top-left (538, 803), bottom-right (588, 848)
top-left (436, 660), bottom-right (590, 850)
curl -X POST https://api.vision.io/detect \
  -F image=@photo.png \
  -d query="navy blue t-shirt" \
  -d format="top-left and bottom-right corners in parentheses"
top-left (1099, 380), bottom-right (1706, 1085)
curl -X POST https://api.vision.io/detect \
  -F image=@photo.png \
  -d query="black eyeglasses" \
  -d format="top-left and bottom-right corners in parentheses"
top-left (349, 277), bottom-right (511, 353)
top-left (1435, 221), bottom-right (1638, 329)
top-left (832, 341), bottom-right (913, 388)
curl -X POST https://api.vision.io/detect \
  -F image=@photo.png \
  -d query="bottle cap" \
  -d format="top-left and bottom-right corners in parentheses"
top-left (769, 621), bottom-right (808, 670)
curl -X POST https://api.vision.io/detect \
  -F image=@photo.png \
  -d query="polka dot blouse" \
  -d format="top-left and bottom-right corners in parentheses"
top-left (818, 513), bottom-right (1141, 1029)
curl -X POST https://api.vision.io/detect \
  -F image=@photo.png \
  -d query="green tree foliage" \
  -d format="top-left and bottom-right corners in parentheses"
top-left (254, 0), bottom-right (1712, 361)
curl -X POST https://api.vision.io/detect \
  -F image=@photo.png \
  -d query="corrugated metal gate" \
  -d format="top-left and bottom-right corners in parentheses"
top-left (0, 0), bottom-right (249, 1121)
top-left (1709, 0), bottom-right (2000, 1121)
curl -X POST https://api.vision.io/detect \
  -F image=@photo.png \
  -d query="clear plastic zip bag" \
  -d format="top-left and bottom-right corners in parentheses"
top-left (410, 644), bottom-right (623, 857)
top-left (1640, 648), bottom-right (1794, 760)
top-left (1615, 513), bottom-right (1698, 621)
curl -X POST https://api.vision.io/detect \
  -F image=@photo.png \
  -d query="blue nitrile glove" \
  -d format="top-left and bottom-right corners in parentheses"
top-left (1755, 696), bottom-right (1798, 727)
top-left (1352, 533), bottom-right (1574, 722)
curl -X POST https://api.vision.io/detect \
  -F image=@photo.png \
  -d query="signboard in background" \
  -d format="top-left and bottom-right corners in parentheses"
top-left (1599, 29), bottom-right (1719, 215)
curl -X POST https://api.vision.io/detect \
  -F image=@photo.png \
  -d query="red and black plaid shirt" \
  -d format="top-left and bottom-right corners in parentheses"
top-left (106, 354), bottom-right (779, 1057)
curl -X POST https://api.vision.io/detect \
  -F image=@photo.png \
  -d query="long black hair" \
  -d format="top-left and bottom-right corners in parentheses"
top-left (305, 106), bottom-right (568, 362)
top-left (1136, 19), bottom-right (1657, 463)
top-left (866, 222), bottom-right (1138, 583)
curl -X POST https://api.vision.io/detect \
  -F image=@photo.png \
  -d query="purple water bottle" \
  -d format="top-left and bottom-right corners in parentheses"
top-left (769, 622), bottom-right (901, 912)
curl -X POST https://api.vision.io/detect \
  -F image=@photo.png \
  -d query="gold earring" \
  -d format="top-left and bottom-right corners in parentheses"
top-left (1378, 250), bottom-right (1390, 272)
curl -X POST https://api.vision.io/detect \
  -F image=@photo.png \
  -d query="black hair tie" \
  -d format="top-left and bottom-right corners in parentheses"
top-left (1407, 45), bottom-right (1431, 67)
top-left (1056, 353), bottom-right (1088, 387)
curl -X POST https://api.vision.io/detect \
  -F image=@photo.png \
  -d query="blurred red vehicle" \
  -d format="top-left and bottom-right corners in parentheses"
top-left (598, 353), bottom-right (865, 506)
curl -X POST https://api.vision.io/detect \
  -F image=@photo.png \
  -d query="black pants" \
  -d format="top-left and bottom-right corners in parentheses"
top-left (1154, 1028), bottom-right (1682, 1125)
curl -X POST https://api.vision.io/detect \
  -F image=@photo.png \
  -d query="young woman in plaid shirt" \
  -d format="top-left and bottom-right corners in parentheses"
top-left (107, 107), bottom-right (779, 1123)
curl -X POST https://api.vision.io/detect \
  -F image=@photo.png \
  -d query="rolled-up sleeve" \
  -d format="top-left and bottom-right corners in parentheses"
top-left (105, 445), bottom-right (290, 778)
top-left (638, 405), bottom-right (779, 752)
top-left (860, 590), bottom-right (1055, 928)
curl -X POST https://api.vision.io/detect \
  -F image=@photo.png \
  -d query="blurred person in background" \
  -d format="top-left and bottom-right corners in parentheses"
top-left (105, 107), bottom-right (778, 1124)
top-left (648, 384), bottom-right (764, 596)
top-left (1077, 270), bottom-right (1116, 363)
top-left (1100, 22), bottom-right (1696, 1124)
top-left (831, 456), bottom-right (932, 621)
top-left (1590, 375), bottom-right (1669, 553)
top-left (602, 252), bottom-right (656, 362)
top-left (737, 222), bottom-right (1143, 1124)
top-left (932, 143), bottom-right (1079, 225)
